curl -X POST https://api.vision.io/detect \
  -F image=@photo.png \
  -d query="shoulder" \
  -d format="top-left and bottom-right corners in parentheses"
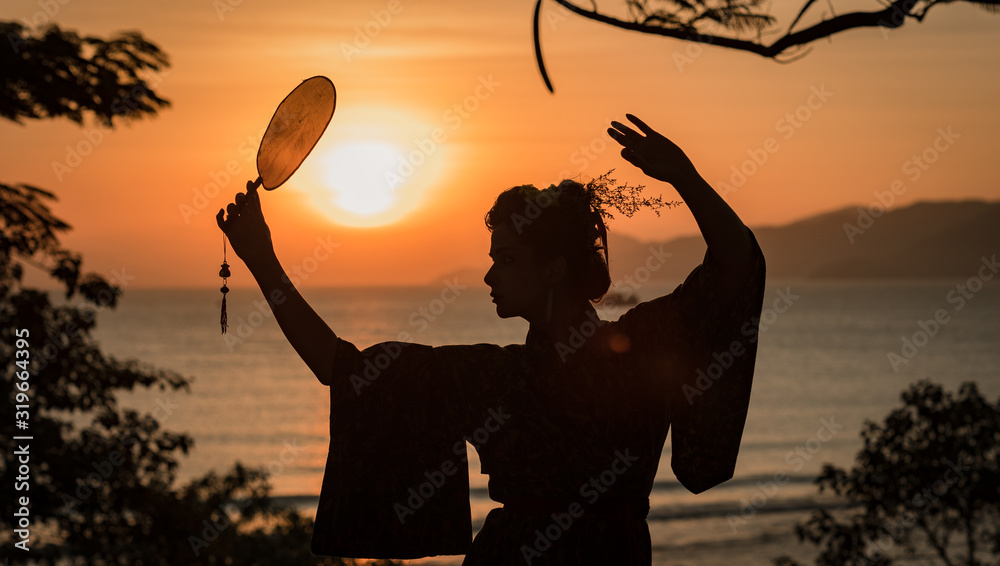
top-left (431, 342), bottom-right (519, 369)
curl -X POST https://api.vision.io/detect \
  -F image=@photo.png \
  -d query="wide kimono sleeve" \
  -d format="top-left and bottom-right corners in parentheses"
top-left (311, 337), bottom-right (509, 559)
top-left (615, 228), bottom-right (766, 494)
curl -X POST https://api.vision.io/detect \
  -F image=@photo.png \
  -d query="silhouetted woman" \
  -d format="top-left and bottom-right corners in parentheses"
top-left (217, 114), bottom-right (766, 565)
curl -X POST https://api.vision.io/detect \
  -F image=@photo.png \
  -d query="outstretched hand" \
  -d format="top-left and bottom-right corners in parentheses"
top-left (216, 180), bottom-right (276, 270)
top-left (608, 114), bottom-right (699, 187)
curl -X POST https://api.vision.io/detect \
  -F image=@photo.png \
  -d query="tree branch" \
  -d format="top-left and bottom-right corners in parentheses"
top-left (551, 0), bottom-right (924, 55)
top-left (916, 515), bottom-right (957, 566)
top-left (535, 0), bottom-right (944, 90)
top-left (963, 509), bottom-right (976, 565)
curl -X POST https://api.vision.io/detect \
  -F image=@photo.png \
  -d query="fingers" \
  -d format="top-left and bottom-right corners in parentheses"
top-left (225, 191), bottom-right (248, 217)
top-left (610, 119), bottom-right (643, 168)
top-left (246, 179), bottom-right (260, 202)
top-left (609, 120), bottom-right (635, 135)
top-left (625, 113), bottom-right (655, 135)
top-left (217, 179), bottom-right (263, 233)
top-left (608, 121), bottom-right (640, 145)
top-left (609, 114), bottom-right (660, 148)
top-left (607, 126), bottom-right (631, 148)
top-left (225, 188), bottom-right (255, 217)
top-left (247, 180), bottom-right (262, 209)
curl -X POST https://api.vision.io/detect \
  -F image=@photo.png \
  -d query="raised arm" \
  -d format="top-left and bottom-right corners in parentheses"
top-left (217, 182), bottom-right (337, 384)
top-left (608, 114), bottom-right (755, 298)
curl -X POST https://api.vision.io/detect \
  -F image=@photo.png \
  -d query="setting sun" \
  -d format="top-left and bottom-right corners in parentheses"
top-left (321, 142), bottom-right (402, 215)
top-left (291, 105), bottom-right (449, 228)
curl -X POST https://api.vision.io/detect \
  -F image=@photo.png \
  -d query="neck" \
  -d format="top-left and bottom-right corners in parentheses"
top-left (530, 293), bottom-right (598, 347)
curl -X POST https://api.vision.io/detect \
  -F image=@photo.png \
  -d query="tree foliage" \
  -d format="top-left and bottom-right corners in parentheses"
top-left (0, 22), bottom-right (394, 565)
top-left (774, 380), bottom-right (1000, 566)
top-left (532, 0), bottom-right (1000, 91)
top-left (1, 21), bottom-right (170, 126)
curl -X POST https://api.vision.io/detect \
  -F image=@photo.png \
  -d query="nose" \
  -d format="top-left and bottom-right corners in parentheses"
top-left (484, 263), bottom-right (496, 288)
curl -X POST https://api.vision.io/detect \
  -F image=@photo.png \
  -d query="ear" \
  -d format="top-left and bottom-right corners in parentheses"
top-left (545, 255), bottom-right (568, 286)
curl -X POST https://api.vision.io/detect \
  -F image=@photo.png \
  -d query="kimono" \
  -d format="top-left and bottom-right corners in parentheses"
top-left (312, 231), bottom-right (766, 565)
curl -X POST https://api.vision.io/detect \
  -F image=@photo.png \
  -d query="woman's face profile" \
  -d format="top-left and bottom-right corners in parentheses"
top-left (484, 224), bottom-right (551, 321)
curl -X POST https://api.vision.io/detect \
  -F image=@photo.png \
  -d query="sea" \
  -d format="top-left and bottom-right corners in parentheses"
top-left (86, 279), bottom-right (1000, 565)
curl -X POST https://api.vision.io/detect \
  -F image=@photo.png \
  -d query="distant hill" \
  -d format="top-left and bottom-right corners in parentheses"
top-left (434, 200), bottom-right (1000, 286)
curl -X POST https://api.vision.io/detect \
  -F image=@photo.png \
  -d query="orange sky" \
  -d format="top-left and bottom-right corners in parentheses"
top-left (3, 0), bottom-right (999, 287)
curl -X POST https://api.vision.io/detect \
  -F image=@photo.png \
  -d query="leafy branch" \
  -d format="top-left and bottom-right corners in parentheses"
top-left (531, 0), bottom-right (1000, 91)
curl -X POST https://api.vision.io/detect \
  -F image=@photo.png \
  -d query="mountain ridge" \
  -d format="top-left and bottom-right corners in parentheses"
top-left (435, 199), bottom-right (1000, 286)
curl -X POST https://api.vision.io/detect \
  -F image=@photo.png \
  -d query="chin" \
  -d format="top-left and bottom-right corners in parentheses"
top-left (491, 300), bottom-right (519, 319)
top-left (493, 305), bottom-right (516, 319)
